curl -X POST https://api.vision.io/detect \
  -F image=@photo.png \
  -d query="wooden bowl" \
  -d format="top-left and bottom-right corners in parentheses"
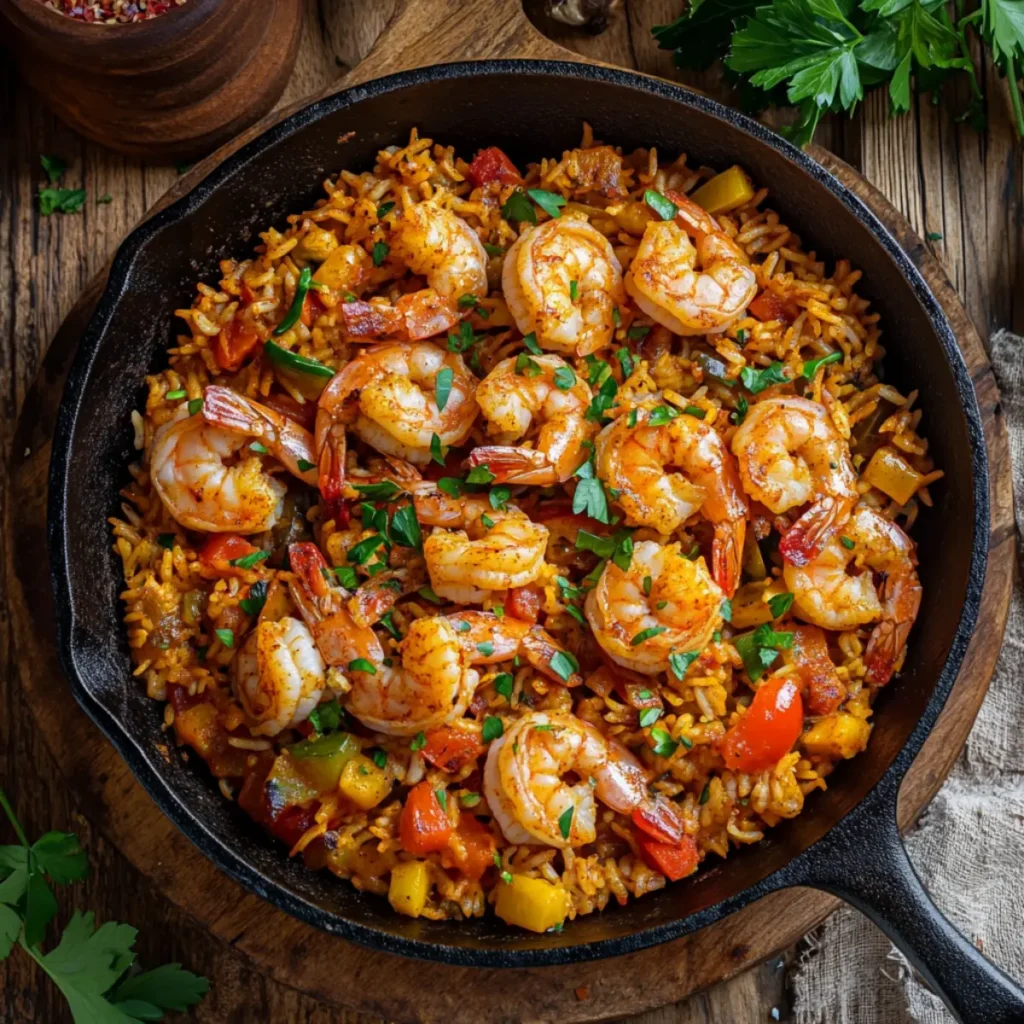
top-left (0, 0), bottom-right (304, 161)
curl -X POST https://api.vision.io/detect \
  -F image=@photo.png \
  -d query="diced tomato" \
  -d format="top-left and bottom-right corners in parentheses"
top-left (467, 146), bottom-right (523, 188)
top-left (505, 585), bottom-right (542, 624)
top-left (198, 534), bottom-right (259, 577)
top-left (259, 391), bottom-right (316, 431)
top-left (268, 804), bottom-right (319, 848)
top-left (399, 782), bottom-right (452, 855)
top-left (720, 674), bottom-right (804, 774)
top-left (631, 799), bottom-right (684, 846)
top-left (635, 832), bottom-right (699, 881)
top-left (422, 728), bottom-right (485, 773)
top-left (300, 290), bottom-right (327, 328)
top-left (448, 813), bottom-right (496, 881)
top-left (748, 291), bottom-right (799, 325)
top-left (215, 318), bottom-right (262, 372)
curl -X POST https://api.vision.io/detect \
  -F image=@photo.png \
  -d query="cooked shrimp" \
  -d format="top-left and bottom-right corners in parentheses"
top-left (483, 711), bottom-right (650, 847)
top-left (201, 386), bottom-right (318, 487)
top-left (150, 409), bottom-right (286, 534)
top-left (234, 617), bottom-right (325, 736)
top-left (466, 353), bottom-right (594, 484)
top-left (596, 405), bottom-right (748, 594)
top-left (784, 505), bottom-right (921, 685)
top-left (419, 495), bottom-right (549, 604)
top-left (315, 342), bottom-right (479, 491)
top-left (731, 396), bottom-right (857, 566)
top-left (502, 214), bottom-right (625, 356)
top-left (389, 201), bottom-right (488, 299)
top-left (585, 540), bottom-right (724, 674)
top-left (446, 610), bottom-right (583, 686)
top-left (341, 289), bottom-right (460, 343)
top-left (625, 192), bottom-right (757, 335)
top-left (287, 541), bottom-right (478, 735)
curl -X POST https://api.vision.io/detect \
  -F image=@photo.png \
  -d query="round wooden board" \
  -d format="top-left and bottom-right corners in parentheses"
top-left (5, 2), bottom-right (1014, 1021)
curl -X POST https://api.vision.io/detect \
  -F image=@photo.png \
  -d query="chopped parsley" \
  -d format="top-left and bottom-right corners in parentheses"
top-left (353, 480), bottom-right (404, 501)
top-left (501, 189), bottom-right (536, 224)
top-left (214, 628), bottom-right (234, 649)
top-left (430, 433), bottom-right (447, 467)
top-left (390, 503), bottom-right (422, 550)
top-left (489, 486), bottom-right (511, 511)
top-left (376, 200), bottom-right (396, 218)
top-left (187, 398), bottom-right (204, 416)
top-left (494, 673), bottom-right (515, 701)
top-left (638, 707), bottom-right (662, 728)
top-left (647, 405), bottom-right (679, 427)
top-left (38, 187), bottom-right (87, 215)
top-left (410, 732), bottom-right (427, 752)
top-left (553, 365), bottom-right (577, 390)
top-left (348, 658), bottom-right (376, 674)
top-left (840, 535), bottom-right (856, 550)
top-left (308, 699), bottom-right (344, 735)
top-left (569, 279), bottom-right (579, 301)
top-left (768, 592), bottom-right (794, 618)
top-left (558, 805), bottom-right (574, 839)
top-left (626, 324), bottom-right (651, 340)
top-left (740, 361), bottom-right (788, 394)
top-left (466, 464), bottom-right (496, 485)
top-left (650, 728), bottom-right (678, 758)
top-left (482, 716), bottom-right (504, 743)
top-left (669, 650), bottom-right (700, 680)
top-left (515, 351), bottom-right (543, 377)
top-left (731, 395), bottom-right (749, 426)
top-left (239, 579), bottom-right (268, 616)
top-left (476, 641), bottom-right (495, 657)
top-left (549, 650), bottom-right (579, 683)
top-left (526, 188), bottom-right (567, 219)
top-left (720, 598), bottom-right (733, 623)
top-left (802, 351), bottom-right (842, 378)
top-left (447, 320), bottom-right (477, 353)
top-left (434, 366), bottom-right (454, 411)
top-left (371, 240), bottom-right (389, 267)
top-left (347, 534), bottom-right (385, 565)
top-left (631, 626), bottom-right (668, 646)
top-left (734, 623), bottom-right (795, 683)
top-left (615, 347), bottom-right (635, 379)
top-left (228, 549), bottom-right (269, 570)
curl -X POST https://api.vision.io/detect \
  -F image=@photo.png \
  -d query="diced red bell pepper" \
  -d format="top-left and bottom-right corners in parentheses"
top-left (467, 146), bottom-right (523, 188)
top-left (449, 813), bottom-right (496, 881)
top-left (198, 534), bottom-right (259, 577)
top-left (421, 728), bottom-right (485, 773)
top-left (505, 585), bottom-right (542, 624)
top-left (399, 781), bottom-right (452, 855)
top-left (748, 291), bottom-right (799, 326)
top-left (720, 674), bottom-right (804, 774)
top-left (215, 318), bottom-right (262, 372)
top-left (635, 832), bottom-right (699, 881)
top-left (631, 798), bottom-right (684, 846)
top-left (268, 804), bottom-right (319, 848)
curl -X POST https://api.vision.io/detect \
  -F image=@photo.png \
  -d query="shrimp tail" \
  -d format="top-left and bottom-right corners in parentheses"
top-left (864, 571), bottom-right (922, 685)
top-left (318, 422), bottom-right (348, 520)
top-left (466, 445), bottom-right (556, 485)
top-left (202, 385), bottom-right (260, 434)
top-left (711, 518), bottom-right (745, 598)
top-left (779, 496), bottom-right (851, 567)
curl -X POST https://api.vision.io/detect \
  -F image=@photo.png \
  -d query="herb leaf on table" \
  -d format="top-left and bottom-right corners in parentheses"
top-left (0, 786), bottom-right (209, 1022)
top-left (654, 0), bottom-right (1022, 143)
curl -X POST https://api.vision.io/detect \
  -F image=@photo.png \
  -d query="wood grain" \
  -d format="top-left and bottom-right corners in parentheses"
top-left (0, 1), bottom-right (1017, 1021)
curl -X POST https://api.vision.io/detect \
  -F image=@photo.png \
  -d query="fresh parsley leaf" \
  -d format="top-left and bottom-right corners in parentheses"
top-left (572, 478), bottom-right (610, 523)
top-left (632, 626), bottom-right (668, 646)
top-left (40, 154), bottom-right (68, 184)
top-left (501, 189), bottom-right (537, 224)
top-left (526, 188), bottom-right (567, 218)
top-left (347, 534), bottom-right (385, 565)
top-left (353, 480), bottom-right (404, 501)
top-left (802, 351), bottom-right (843, 378)
top-left (31, 832), bottom-right (88, 886)
top-left (228, 550), bottom-right (268, 570)
top-left (214, 628), bottom-right (234, 649)
top-left (734, 623), bottom-right (795, 682)
top-left (626, 324), bottom-right (650, 340)
top-left (39, 188), bottom-right (87, 216)
top-left (410, 732), bottom-right (427, 751)
top-left (466, 464), bottom-right (496, 485)
top-left (447, 320), bottom-right (477, 353)
top-left (371, 240), bottom-right (389, 267)
top-left (515, 351), bottom-right (543, 377)
top-left (390, 504), bottom-right (422, 550)
top-left (549, 650), bottom-right (579, 683)
top-left (494, 673), bottom-right (515, 701)
top-left (669, 650), bottom-right (701, 680)
top-left (435, 367), bottom-right (454, 411)
top-left (731, 394), bottom-right (749, 426)
top-left (647, 404), bottom-right (679, 427)
top-left (110, 960), bottom-right (210, 1016)
top-left (376, 200), bottom-right (396, 219)
top-left (768, 591), bottom-right (795, 618)
top-left (740, 361), bottom-right (788, 394)
top-left (638, 707), bottom-right (662, 728)
top-left (840, 534), bottom-right (856, 550)
top-left (653, 0), bottom-right (760, 73)
top-left (482, 717), bottom-right (504, 743)
top-left (614, 347), bottom-right (635, 379)
top-left (558, 805), bottom-right (574, 839)
top-left (650, 728), bottom-right (678, 758)
top-left (438, 476), bottom-right (464, 498)
top-left (430, 433), bottom-right (447, 467)
top-left (553, 366), bottom-right (576, 390)
top-left (489, 486), bottom-right (511, 511)
top-left (484, 243), bottom-right (505, 256)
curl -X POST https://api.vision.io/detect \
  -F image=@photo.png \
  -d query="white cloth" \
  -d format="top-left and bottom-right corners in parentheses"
top-left (791, 330), bottom-right (1024, 1022)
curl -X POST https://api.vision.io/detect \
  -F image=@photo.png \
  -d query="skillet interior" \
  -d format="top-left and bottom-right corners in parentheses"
top-left (49, 62), bottom-right (985, 965)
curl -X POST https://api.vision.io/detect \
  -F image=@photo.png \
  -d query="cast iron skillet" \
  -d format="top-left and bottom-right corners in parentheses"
top-left (48, 60), bottom-right (1021, 1022)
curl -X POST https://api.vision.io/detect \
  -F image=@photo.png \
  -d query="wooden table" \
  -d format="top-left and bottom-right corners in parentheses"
top-left (1, 2), bottom-right (1019, 1021)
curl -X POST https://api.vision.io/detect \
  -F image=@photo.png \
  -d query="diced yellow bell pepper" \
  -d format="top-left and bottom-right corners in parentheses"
top-left (862, 446), bottom-right (924, 506)
top-left (691, 166), bottom-right (755, 215)
top-left (313, 244), bottom-right (371, 292)
top-left (802, 713), bottom-right (872, 759)
top-left (174, 703), bottom-right (219, 758)
top-left (494, 875), bottom-right (570, 934)
top-left (388, 860), bottom-right (430, 918)
top-left (338, 755), bottom-right (392, 810)
top-left (730, 582), bottom-right (774, 629)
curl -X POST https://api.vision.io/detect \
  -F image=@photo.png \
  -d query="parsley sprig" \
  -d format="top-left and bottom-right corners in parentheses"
top-left (654, 0), bottom-right (1024, 143)
top-left (0, 786), bottom-right (209, 1021)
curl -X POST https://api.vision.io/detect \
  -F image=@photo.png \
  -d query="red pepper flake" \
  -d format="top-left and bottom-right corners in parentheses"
top-left (37, 0), bottom-right (186, 23)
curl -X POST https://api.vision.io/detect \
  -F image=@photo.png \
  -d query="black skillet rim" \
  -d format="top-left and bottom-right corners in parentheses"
top-left (47, 59), bottom-right (990, 968)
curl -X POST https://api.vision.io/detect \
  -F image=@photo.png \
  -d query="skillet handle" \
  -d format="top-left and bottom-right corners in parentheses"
top-left (807, 811), bottom-right (1024, 1024)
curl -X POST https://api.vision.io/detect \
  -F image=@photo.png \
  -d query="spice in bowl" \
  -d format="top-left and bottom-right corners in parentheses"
top-left (37, 0), bottom-right (186, 22)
